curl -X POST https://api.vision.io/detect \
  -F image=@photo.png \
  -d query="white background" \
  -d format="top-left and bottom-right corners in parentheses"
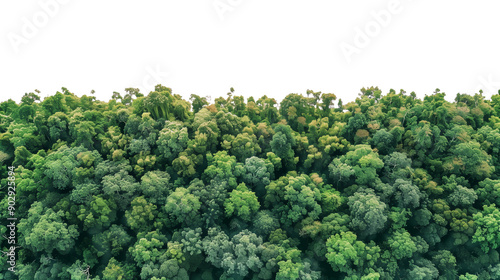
top-left (1, 0), bottom-right (500, 104)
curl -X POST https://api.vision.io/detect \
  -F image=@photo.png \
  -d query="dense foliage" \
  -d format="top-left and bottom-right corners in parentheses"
top-left (1, 86), bottom-right (500, 279)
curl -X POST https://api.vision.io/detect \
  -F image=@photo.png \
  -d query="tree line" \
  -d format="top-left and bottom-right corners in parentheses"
top-left (1, 85), bottom-right (500, 279)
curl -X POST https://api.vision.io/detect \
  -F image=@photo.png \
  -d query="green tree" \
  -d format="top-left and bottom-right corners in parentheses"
top-left (102, 258), bottom-right (135, 280)
top-left (270, 124), bottom-right (297, 170)
top-left (164, 187), bottom-right (201, 228)
top-left (329, 145), bottom-right (384, 186)
top-left (190, 94), bottom-right (208, 114)
top-left (92, 224), bottom-right (132, 258)
top-left (388, 230), bottom-right (417, 260)
top-left (156, 121), bottom-right (189, 162)
top-left (140, 170), bottom-right (173, 204)
top-left (102, 170), bottom-right (140, 210)
top-left (230, 132), bottom-right (262, 162)
top-left (472, 204), bottom-right (500, 253)
top-left (348, 190), bottom-right (387, 237)
top-left (126, 196), bottom-right (159, 232)
top-left (224, 183), bottom-right (260, 222)
top-left (77, 195), bottom-right (117, 233)
top-left (18, 202), bottom-right (79, 255)
top-left (265, 173), bottom-right (322, 227)
top-left (325, 231), bottom-right (381, 276)
top-left (444, 141), bottom-right (494, 181)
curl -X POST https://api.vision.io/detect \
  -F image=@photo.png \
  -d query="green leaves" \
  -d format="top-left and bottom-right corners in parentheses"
top-left (18, 202), bottom-right (79, 255)
top-left (265, 173), bottom-right (322, 227)
top-left (472, 204), bottom-right (500, 253)
top-left (43, 145), bottom-right (89, 190)
top-left (102, 170), bottom-right (140, 210)
top-left (129, 231), bottom-right (167, 265)
top-left (224, 183), bottom-right (260, 221)
top-left (156, 121), bottom-right (188, 162)
top-left (445, 141), bottom-right (494, 181)
top-left (230, 132), bottom-right (262, 162)
top-left (348, 190), bottom-right (387, 237)
top-left (270, 125), bottom-right (297, 169)
top-left (202, 228), bottom-right (264, 277)
top-left (326, 231), bottom-right (381, 276)
top-left (125, 196), bottom-right (158, 232)
top-left (329, 145), bottom-right (384, 186)
top-left (388, 230), bottom-right (417, 260)
top-left (164, 188), bottom-right (201, 228)
top-left (77, 195), bottom-right (117, 233)
top-left (7, 86), bottom-right (500, 279)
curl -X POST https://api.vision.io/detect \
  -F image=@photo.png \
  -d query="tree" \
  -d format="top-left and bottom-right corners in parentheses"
top-left (190, 94), bottom-right (208, 114)
top-left (93, 224), bottom-right (133, 258)
top-left (230, 132), bottom-right (262, 162)
top-left (30, 256), bottom-right (70, 280)
top-left (391, 179), bottom-right (423, 209)
top-left (129, 231), bottom-right (168, 265)
top-left (444, 141), bottom-right (494, 181)
top-left (43, 145), bottom-right (90, 190)
top-left (77, 195), bottom-right (117, 233)
top-left (372, 129), bottom-right (395, 155)
top-left (270, 124), bottom-right (298, 170)
top-left (12, 145), bottom-right (32, 167)
top-left (203, 150), bottom-right (244, 188)
top-left (406, 258), bottom-right (439, 280)
top-left (156, 121), bottom-right (189, 162)
top-left (188, 178), bottom-right (229, 228)
top-left (102, 258), bottom-right (135, 280)
top-left (472, 204), bottom-right (500, 253)
top-left (102, 170), bottom-right (140, 210)
top-left (431, 250), bottom-right (457, 279)
top-left (348, 190), bottom-right (387, 237)
top-left (8, 122), bottom-right (42, 151)
top-left (47, 112), bottom-right (69, 143)
top-left (143, 86), bottom-right (174, 120)
top-left (140, 170), bottom-right (173, 204)
top-left (382, 152), bottom-right (412, 183)
top-left (325, 231), bottom-right (381, 276)
top-left (98, 126), bottom-right (130, 159)
top-left (215, 110), bottom-right (242, 136)
top-left (164, 187), bottom-right (201, 228)
top-left (320, 92), bottom-right (337, 118)
top-left (203, 228), bottom-right (264, 278)
top-left (388, 230), bottom-right (417, 260)
top-left (329, 145), bottom-right (384, 186)
top-left (447, 185), bottom-right (477, 207)
top-left (242, 156), bottom-right (272, 197)
top-left (224, 183), bottom-right (260, 222)
top-left (252, 210), bottom-right (280, 237)
top-left (178, 227), bottom-right (203, 256)
top-left (18, 202), bottom-right (79, 255)
top-left (265, 173), bottom-right (322, 227)
top-left (126, 196), bottom-right (159, 232)
top-left (476, 179), bottom-right (500, 207)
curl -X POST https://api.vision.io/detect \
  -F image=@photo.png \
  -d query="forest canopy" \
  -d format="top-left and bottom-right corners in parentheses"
top-left (1, 85), bottom-right (500, 279)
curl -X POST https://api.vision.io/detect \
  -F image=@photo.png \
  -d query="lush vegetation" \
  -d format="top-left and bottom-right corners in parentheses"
top-left (1, 85), bottom-right (500, 279)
